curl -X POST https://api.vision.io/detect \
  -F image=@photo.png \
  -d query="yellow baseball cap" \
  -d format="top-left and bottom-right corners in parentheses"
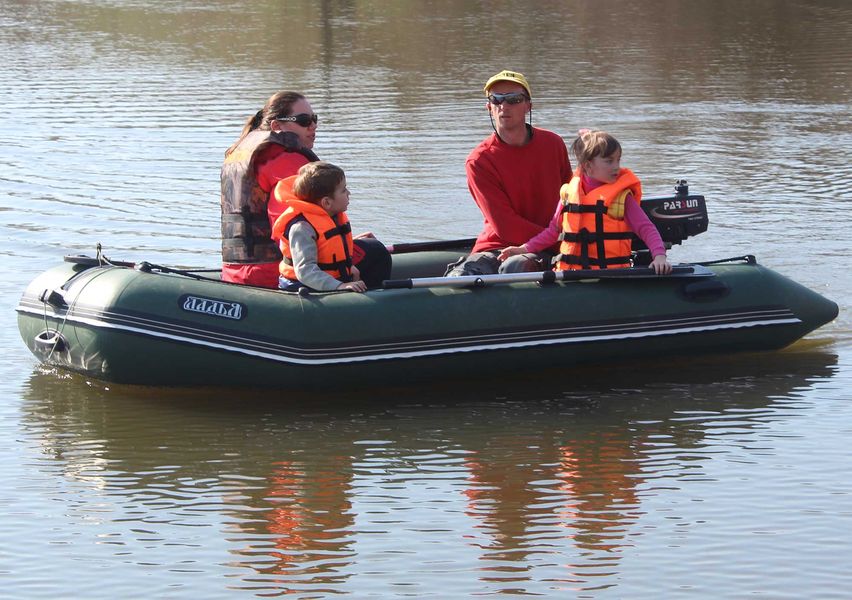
top-left (483, 70), bottom-right (531, 97)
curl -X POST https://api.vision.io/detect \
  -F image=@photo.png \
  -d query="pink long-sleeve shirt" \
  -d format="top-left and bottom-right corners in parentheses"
top-left (523, 174), bottom-right (667, 258)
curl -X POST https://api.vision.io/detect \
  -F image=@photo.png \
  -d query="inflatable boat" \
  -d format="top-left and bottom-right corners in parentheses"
top-left (16, 183), bottom-right (839, 389)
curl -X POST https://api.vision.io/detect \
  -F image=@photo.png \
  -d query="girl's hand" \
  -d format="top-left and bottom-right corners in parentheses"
top-left (650, 254), bottom-right (672, 275)
top-left (498, 245), bottom-right (527, 262)
top-left (351, 265), bottom-right (361, 281)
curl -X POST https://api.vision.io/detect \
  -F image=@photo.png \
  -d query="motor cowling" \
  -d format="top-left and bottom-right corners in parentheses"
top-left (632, 179), bottom-right (709, 265)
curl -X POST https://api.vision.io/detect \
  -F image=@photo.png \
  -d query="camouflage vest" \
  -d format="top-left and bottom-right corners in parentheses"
top-left (220, 130), bottom-right (318, 264)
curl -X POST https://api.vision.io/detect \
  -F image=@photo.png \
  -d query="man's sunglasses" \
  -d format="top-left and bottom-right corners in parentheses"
top-left (487, 92), bottom-right (529, 106)
top-left (277, 113), bottom-right (319, 127)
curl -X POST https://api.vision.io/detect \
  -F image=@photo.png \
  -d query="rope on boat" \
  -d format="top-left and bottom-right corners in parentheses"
top-left (62, 244), bottom-right (223, 282)
top-left (695, 255), bottom-right (757, 266)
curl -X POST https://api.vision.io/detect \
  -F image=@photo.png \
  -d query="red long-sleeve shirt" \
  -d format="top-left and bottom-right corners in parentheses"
top-left (466, 128), bottom-right (572, 253)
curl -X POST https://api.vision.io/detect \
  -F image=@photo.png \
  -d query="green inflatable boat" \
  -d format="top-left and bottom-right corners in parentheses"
top-left (16, 185), bottom-right (839, 389)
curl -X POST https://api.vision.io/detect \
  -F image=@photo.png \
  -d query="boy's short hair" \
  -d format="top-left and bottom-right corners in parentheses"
top-left (293, 161), bottom-right (345, 204)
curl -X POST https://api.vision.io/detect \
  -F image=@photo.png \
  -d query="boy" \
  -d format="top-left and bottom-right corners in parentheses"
top-left (271, 162), bottom-right (369, 292)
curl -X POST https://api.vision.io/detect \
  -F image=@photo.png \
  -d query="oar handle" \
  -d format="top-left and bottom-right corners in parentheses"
top-left (386, 238), bottom-right (476, 254)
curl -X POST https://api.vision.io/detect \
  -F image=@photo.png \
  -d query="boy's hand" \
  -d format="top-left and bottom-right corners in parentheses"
top-left (338, 281), bottom-right (367, 292)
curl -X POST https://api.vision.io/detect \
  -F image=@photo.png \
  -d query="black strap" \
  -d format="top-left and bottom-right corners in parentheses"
top-left (562, 202), bottom-right (607, 215)
top-left (317, 257), bottom-right (353, 271)
top-left (593, 200), bottom-right (607, 267)
top-left (558, 231), bottom-right (634, 242)
top-left (282, 253), bottom-right (353, 273)
top-left (324, 221), bottom-right (352, 240)
top-left (283, 252), bottom-right (352, 279)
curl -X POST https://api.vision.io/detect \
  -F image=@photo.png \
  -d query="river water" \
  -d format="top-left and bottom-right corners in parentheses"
top-left (1, 0), bottom-right (851, 597)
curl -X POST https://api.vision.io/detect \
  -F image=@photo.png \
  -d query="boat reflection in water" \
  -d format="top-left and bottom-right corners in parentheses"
top-left (20, 347), bottom-right (839, 594)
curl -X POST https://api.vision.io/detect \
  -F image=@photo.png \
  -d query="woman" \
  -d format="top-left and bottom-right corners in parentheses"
top-left (221, 91), bottom-right (320, 287)
top-left (221, 91), bottom-right (390, 289)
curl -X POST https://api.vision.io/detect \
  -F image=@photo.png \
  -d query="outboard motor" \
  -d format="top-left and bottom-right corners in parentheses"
top-left (632, 179), bottom-right (709, 265)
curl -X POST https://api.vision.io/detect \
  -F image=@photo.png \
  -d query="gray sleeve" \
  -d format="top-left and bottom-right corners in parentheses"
top-left (289, 220), bottom-right (343, 292)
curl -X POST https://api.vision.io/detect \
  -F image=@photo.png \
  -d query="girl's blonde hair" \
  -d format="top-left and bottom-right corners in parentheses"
top-left (293, 161), bottom-right (345, 204)
top-left (570, 130), bottom-right (622, 172)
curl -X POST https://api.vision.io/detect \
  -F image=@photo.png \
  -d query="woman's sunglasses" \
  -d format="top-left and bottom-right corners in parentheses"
top-left (487, 92), bottom-right (529, 106)
top-left (277, 113), bottom-right (319, 127)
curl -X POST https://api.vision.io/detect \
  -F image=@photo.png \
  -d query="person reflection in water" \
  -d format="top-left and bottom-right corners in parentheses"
top-left (231, 458), bottom-right (356, 584)
top-left (220, 90), bottom-right (389, 289)
top-left (462, 428), bottom-right (643, 566)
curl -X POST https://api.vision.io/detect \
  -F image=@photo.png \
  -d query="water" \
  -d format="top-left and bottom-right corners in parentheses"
top-left (1, 0), bottom-right (851, 597)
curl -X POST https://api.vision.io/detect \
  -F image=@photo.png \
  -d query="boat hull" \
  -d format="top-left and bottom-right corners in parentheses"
top-left (17, 253), bottom-right (839, 388)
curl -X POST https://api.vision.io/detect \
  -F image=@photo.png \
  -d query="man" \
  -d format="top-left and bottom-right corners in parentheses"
top-left (446, 70), bottom-right (572, 276)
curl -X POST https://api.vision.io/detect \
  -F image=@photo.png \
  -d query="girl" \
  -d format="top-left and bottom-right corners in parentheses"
top-left (499, 130), bottom-right (672, 274)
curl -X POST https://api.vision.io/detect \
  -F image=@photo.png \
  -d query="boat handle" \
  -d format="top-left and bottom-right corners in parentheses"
top-left (682, 279), bottom-right (730, 301)
top-left (34, 330), bottom-right (67, 353)
top-left (39, 288), bottom-right (67, 308)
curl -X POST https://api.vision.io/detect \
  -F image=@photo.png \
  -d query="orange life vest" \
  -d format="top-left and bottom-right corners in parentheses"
top-left (554, 169), bottom-right (642, 271)
top-left (271, 176), bottom-right (354, 283)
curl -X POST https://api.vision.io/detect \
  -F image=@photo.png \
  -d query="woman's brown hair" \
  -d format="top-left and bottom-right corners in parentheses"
top-left (225, 91), bottom-right (305, 157)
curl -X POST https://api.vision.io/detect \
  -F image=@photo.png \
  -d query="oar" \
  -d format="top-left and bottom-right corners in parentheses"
top-left (386, 238), bottom-right (476, 254)
top-left (383, 265), bottom-right (711, 289)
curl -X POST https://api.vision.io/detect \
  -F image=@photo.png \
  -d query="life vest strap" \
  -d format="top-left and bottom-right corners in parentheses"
top-left (324, 221), bottom-right (352, 240)
top-left (317, 257), bottom-right (353, 282)
top-left (282, 253), bottom-right (352, 268)
top-left (558, 231), bottom-right (634, 242)
top-left (317, 257), bottom-right (353, 270)
top-left (281, 256), bottom-right (353, 278)
top-left (562, 203), bottom-right (607, 215)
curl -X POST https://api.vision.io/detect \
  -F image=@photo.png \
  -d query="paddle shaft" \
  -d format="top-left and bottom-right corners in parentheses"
top-left (383, 265), bottom-right (704, 289)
